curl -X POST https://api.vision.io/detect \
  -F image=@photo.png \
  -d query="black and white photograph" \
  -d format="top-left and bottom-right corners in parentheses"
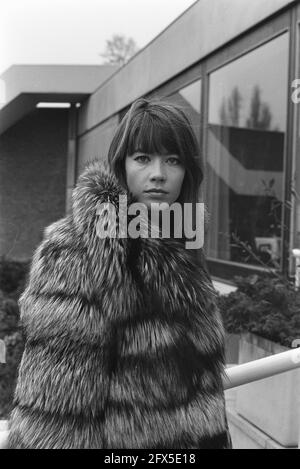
top-left (0, 0), bottom-right (300, 451)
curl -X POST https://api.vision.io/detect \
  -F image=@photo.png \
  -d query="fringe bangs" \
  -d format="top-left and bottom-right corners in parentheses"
top-left (127, 111), bottom-right (183, 158)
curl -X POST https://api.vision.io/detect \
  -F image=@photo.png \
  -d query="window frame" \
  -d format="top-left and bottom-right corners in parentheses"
top-left (201, 8), bottom-right (297, 281)
top-left (289, 4), bottom-right (300, 279)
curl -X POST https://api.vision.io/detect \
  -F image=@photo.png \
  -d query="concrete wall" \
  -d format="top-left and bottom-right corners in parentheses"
top-left (78, 0), bottom-right (294, 135)
top-left (1, 65), bottom-right (117, 105)
top-left (77, 115), bottom-right (119, 177)
top-left (0, 108), bottom-right (68, 261)
top-left (0, 64), bottom-right (118, 137)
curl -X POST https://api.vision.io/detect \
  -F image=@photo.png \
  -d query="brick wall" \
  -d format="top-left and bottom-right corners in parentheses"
top-left (77, 114), bottom-right (119, 177)
top-left (0, 108), bottom-right (68, 261)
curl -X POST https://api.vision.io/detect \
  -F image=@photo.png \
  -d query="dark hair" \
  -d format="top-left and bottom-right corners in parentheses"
top-left (107, 98), bottom-right (203, 208)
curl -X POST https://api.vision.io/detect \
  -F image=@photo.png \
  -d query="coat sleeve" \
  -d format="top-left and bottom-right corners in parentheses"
top-left (7, 216), bottom-right (116, 449)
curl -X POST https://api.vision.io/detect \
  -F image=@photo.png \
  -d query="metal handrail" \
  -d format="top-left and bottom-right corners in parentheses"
top-left (223, 347), bottom-right (300, 449)
top-left (223, 347), bottom-right (300, 390)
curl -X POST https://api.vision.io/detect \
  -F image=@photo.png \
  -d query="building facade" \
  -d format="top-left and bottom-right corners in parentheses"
top-left (0, 65), bottom-right (117, 260)
top-left (1, 0), bottom-right (300, 286)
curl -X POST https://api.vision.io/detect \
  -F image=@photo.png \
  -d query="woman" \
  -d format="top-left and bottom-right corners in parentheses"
top-left (7, 98), bottom-right (232, 449)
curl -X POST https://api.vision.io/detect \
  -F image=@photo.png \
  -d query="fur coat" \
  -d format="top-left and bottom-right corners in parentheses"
top-left (8, 159), bottom-right (232, 449)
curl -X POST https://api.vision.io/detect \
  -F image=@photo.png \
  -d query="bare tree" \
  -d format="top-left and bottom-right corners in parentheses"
top-left (246, 85), bottom-right (272, 130)
top-left (219, 86), bottom-right (242, 127)
top-left (220, 99), bottom-right (229, 126)
top-left (100, 34), bottom-right (139, 67)
top-left (228, 87), bottom-right (242, 127)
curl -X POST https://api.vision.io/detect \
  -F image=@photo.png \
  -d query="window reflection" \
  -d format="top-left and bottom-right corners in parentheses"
top-left (166, 80), bottom-right (201, 145)
top-left (207, 33), bottom-right (289, 268)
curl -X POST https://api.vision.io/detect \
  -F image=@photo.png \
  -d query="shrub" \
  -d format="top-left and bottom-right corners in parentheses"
top-left (218, 274), bottom-right (300, 348)
top-left (0, 257), bottom-right (28, 419)
top-left (0, 331), bottom-right (25, 419)
top-left (0, 256), bottom-right (29, 296)
top-left (0, 294), bottom-right (20, 339)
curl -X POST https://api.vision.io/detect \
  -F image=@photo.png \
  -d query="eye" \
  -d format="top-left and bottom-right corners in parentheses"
top-left (167, 157), bottom-right (181, 166)
top-left (134, 154), bottom-right (150, 163)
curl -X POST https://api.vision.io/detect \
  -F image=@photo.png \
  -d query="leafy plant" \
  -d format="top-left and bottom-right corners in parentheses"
top-left (0, 330), bottom-right (24, 419)
top-left (0, 256), bottom-right (29, 296)
top-left (0, 294), bottom-right (20, 338)
top-left (218, 274), bottom-right (300, 348)
top-left (0, 257), bottom-right (27, 418)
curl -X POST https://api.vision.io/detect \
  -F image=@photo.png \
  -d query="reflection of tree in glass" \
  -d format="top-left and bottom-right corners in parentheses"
top-left (219, 85), bottom-right (277, 131)
top-left (220, 86), bottom-right (242, 126)
top-left (246, 85), bottom-right (272, 130)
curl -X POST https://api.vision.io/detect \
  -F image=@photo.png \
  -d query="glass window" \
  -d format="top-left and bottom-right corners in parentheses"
top-left (291, 25), bottom-right (300, 266)
top-left (166, 80), bottom-right (201, 145)
top-left (206, 33), bottom-right (289, 268)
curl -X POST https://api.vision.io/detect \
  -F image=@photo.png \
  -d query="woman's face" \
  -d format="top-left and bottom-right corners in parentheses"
top-left (125, 152), bottom-right (185, 208)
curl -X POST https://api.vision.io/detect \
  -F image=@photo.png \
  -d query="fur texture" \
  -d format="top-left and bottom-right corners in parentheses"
top-left (8, 159), bottom-right (232, 449)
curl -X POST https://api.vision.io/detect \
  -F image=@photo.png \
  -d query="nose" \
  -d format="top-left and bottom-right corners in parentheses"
top-left (149, 158), bottom-right (166, 182)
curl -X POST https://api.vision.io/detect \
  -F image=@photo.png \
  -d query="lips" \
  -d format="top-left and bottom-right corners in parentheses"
top-left (144, 189), bottom-right (168, 194)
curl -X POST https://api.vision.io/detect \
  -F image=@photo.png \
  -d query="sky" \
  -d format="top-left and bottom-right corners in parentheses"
top-left (0, 0), bottom-right (197, 75)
